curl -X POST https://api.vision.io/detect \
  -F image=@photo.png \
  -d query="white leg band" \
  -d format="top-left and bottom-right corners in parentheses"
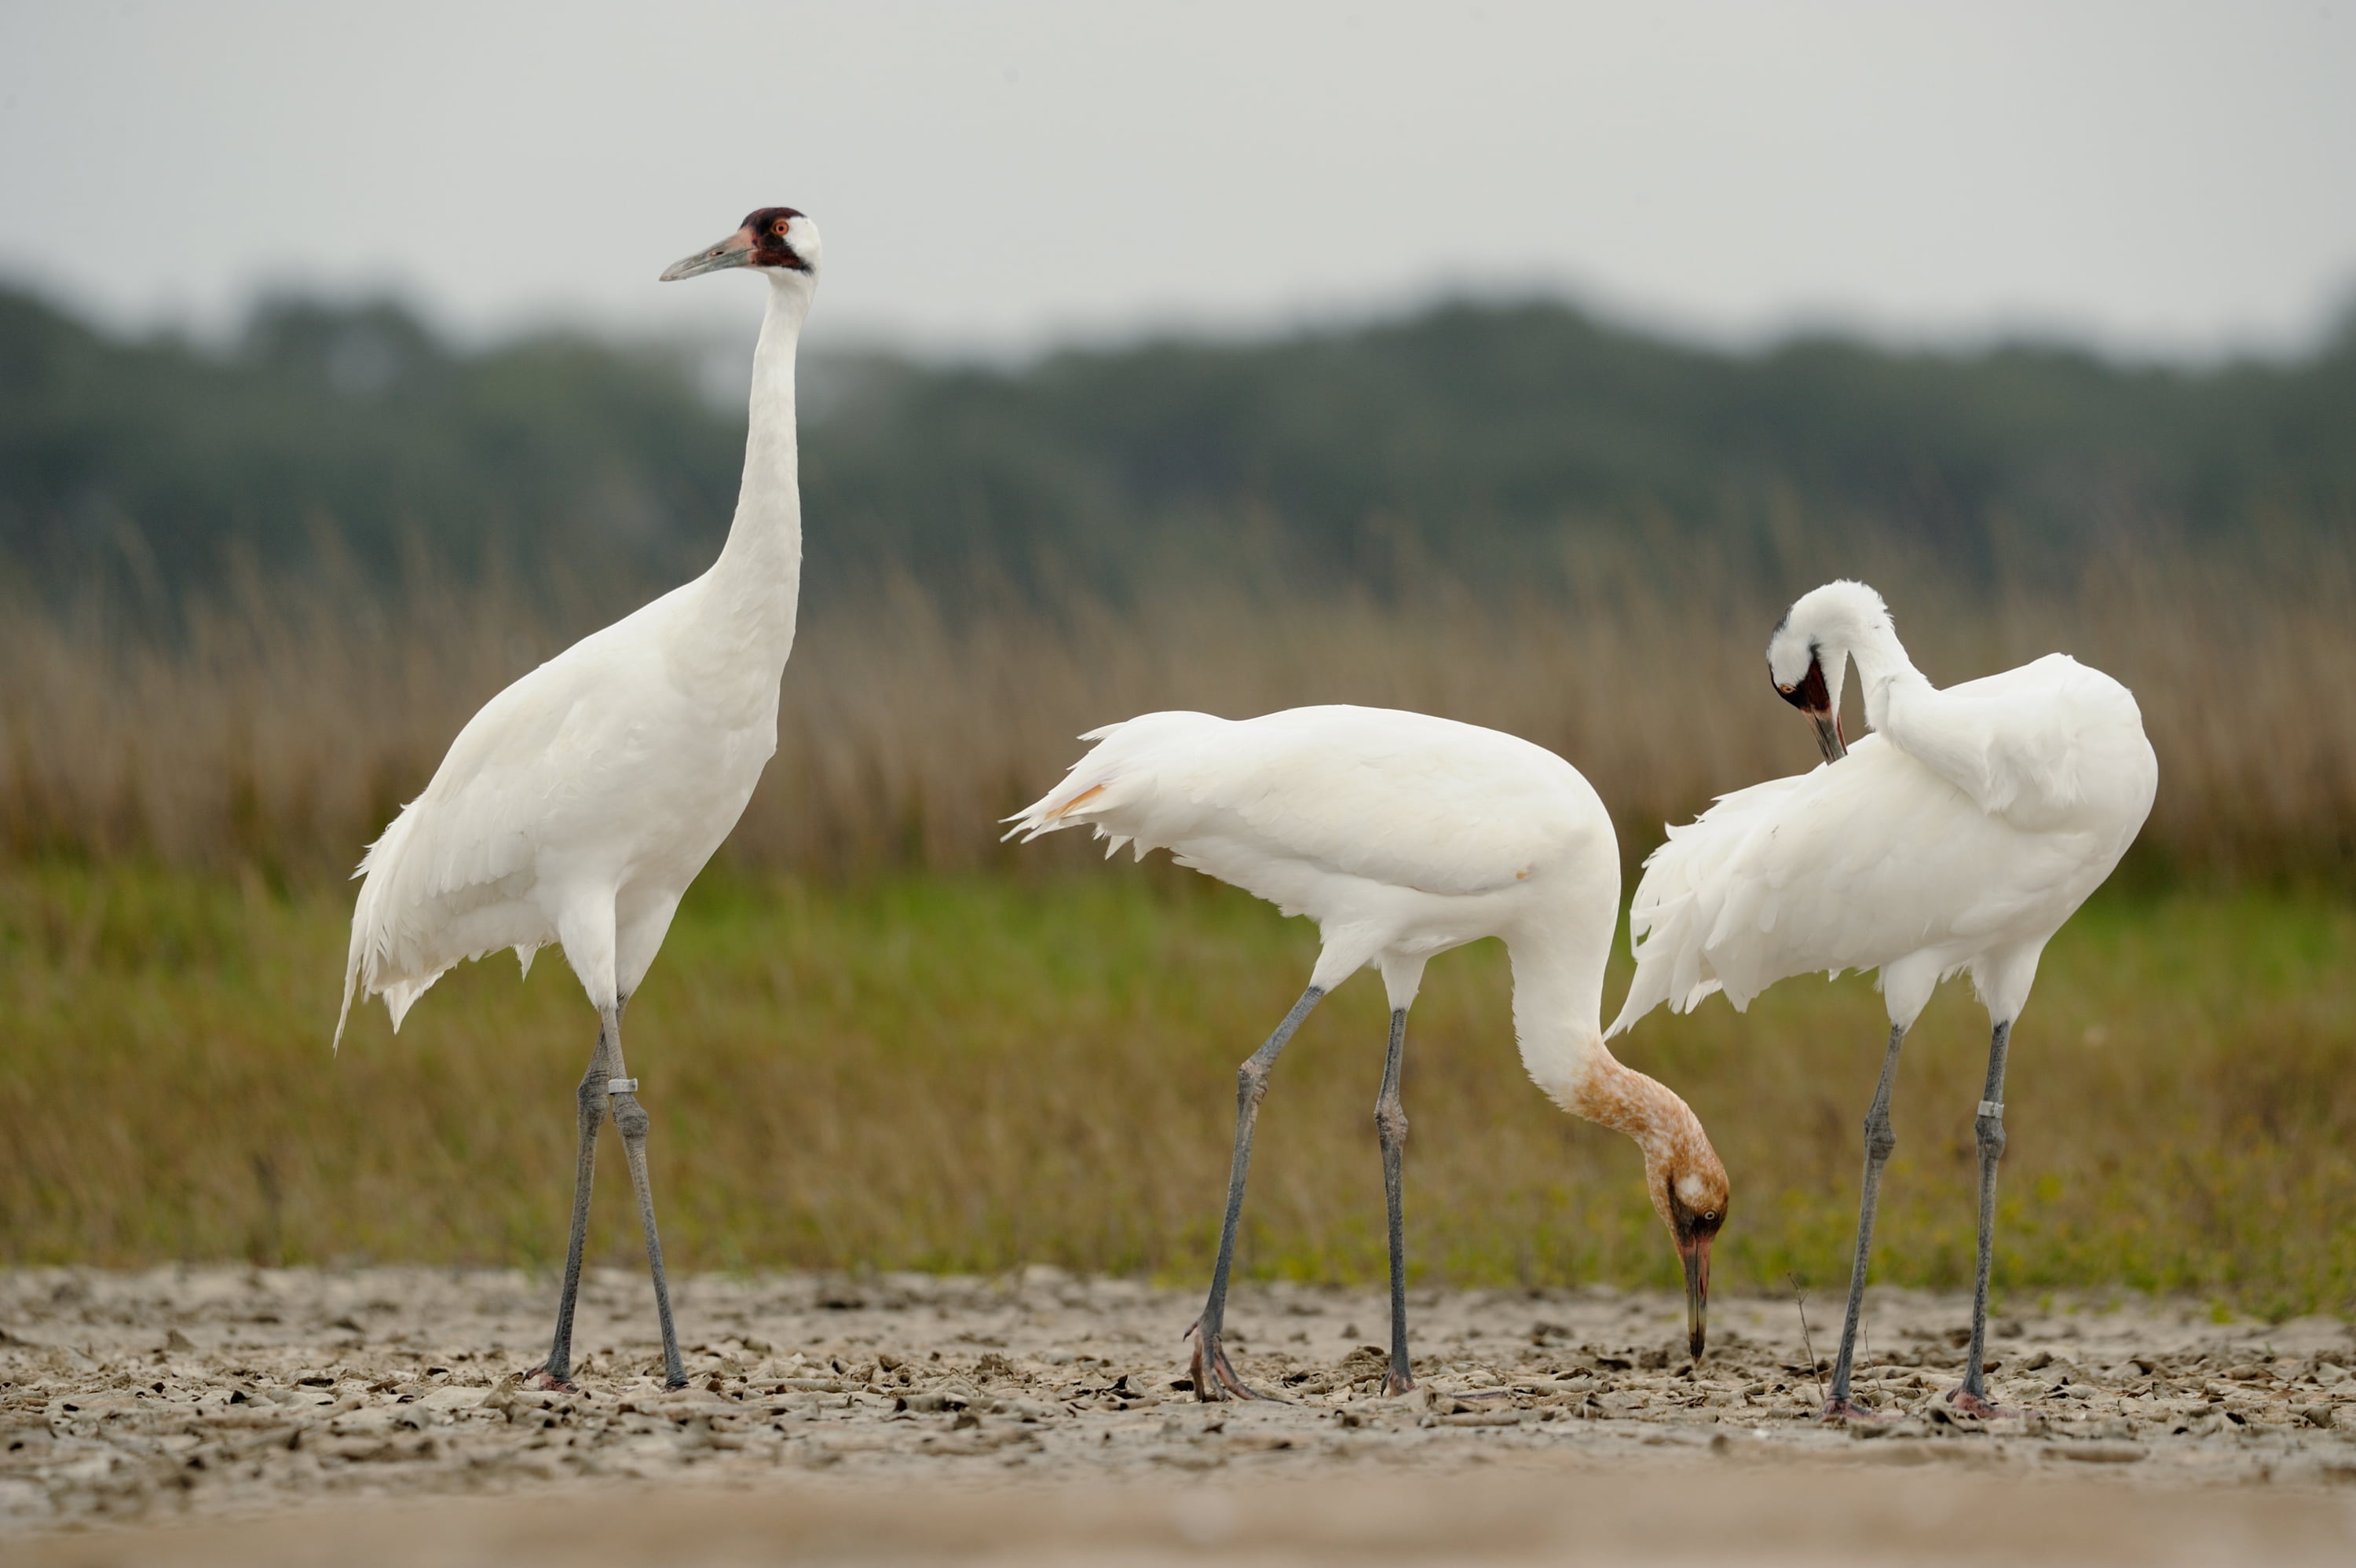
top-left (1977, 1100), bottom-right (2003, 1120)
top-left (607, 1078), bottom-right (639, 1095)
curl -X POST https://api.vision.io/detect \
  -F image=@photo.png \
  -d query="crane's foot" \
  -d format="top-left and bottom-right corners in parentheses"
top-left (1944, 1387), bottom-right (2010, 1420)
top-left (1383, 1368), bottom-right (1418, 1398)
top-left (1186, 1321), bottom-right (1283, 1403)
top-left (1819, 1396), bottom-right (1887, 1422)
top-left (527, 1365), bottom-right (580, 1394)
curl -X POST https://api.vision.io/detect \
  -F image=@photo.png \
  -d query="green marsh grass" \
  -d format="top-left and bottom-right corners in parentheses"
top-left (5, 864), bottom-right (2351, 1314)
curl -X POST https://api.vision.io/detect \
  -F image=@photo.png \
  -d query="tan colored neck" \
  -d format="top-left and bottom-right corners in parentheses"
top-left (1559, 1053), bottom-right (1709, 1175)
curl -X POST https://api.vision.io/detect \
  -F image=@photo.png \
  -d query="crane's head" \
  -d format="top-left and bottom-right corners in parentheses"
top-left (1563, 1055), bottom-right (1729, 1360)
top-left (659, 208), bottom-right (821, 284)
top-left (1767, 579), bottom-right (1889, 763)
top-left (1650, 1135), bottom-right (1731, 1362)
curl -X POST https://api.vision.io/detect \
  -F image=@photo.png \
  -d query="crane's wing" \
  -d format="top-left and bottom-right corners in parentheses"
top-left (1891, 654), bottom-right (2141, 821)
top-left (1606, 769), bottom-right (1805, 1030)
top-left (337, 640), bottom-right (633, 1042)
top-left (1006, 706), bottom-right (1595, 898)
top-left (1608, 734), bottom-right (2097, 1035)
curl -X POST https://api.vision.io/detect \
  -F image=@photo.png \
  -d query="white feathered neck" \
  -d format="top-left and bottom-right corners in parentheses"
top-left (688, 273), bottom-right (810, 676)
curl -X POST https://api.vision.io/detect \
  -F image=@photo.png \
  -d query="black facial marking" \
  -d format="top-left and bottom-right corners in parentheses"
top-left (738, 206), bottom-right (810, 272)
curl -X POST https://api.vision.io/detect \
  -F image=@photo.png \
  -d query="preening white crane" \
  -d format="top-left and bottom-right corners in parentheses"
top-left (336, 208), bottom-right (821, 1391)
top-left (1009, 705), bottom-right (1729, 1400)
top-left (1609, 580), bottom-right (2156, 1418)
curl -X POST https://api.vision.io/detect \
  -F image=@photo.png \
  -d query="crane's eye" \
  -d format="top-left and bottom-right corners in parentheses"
top-left (1777, 684), bottom-right (1794, 695)
top-left (773, 218), bottom-right (791, 236)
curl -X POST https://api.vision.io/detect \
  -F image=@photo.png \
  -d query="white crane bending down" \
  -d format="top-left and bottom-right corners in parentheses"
top-left (335, 209), bottom-right (821, 1392)
top-left (1009, 705), bottom-right (1730, 1400)
top-left (1608, 581), bottom-right (2156, 1419)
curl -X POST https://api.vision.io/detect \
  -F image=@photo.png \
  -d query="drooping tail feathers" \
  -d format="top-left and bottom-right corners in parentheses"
top-left (1000, 718), bottom-right (1153, 860)
top-left (333, 805), bottom-right (451, 1050)
top-left (1001, 711), bottom-right (1220, 863)
top-left (1605, 773), bottom-right (1802, 1037)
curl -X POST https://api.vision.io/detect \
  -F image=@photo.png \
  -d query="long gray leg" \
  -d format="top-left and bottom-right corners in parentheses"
top-left (1824, 1022), bottom-right (1907, 1417)
top-left (604, 1014), bottom-right (688, 1391)
top-left (535, 1013), bottom-right (620, 1391)
top-left (1375, 1007), bottom-right (1414, 1395)
top-left (1189, 985), bottom-right (1323, 1402)
top-left (1952, 1019), bottom-right (2014, 1415)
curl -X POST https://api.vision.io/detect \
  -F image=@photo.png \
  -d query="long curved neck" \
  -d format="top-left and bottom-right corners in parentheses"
top-left (1506, 900), bottom-right (1706, 1173)
top-left (699, 276), bottom-right (810, 669)
top-left (1838, 616), bottom-right (1929, 736)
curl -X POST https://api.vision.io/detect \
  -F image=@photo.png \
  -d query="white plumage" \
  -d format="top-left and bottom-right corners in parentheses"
top-left (1610, 580), bottom-right (2156, 1419)
top-left (1020, 705), bottom-right (1602, 948)
top-left (335, 574), bottom-right (790, 1035)
top-left (1011, 704), bottom-right (1728, 1399)
top-left (335, 209), bottom-right (822, 1392)
top-left (1612, 587), bottom-right (2155, 1036)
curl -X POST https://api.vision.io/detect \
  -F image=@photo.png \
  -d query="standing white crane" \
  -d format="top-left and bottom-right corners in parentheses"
top-left (1008, 705), bottom-right (1729, 1400)
top-left (335, 208), bottom-right (821, 1392)
top-left (1609, 580), bottom-right (2156, 1418)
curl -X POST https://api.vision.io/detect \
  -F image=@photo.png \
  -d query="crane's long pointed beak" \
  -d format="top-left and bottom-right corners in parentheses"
top-left (1681, 1237), bottom-right (1712, 1360)
top-left (659, 228), bottom-right (756, 282)
top-left (1811, 711), bottom-right (1847, 763)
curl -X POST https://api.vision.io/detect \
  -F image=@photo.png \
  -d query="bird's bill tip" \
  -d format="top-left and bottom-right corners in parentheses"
top-left (659, 228), bottom-right (756, 282)
top-left (1681, 1236), bottom-right (1712, 1360)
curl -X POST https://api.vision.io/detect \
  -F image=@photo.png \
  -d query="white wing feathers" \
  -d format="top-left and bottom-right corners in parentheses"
top-left (1607, 734), bottom-right (2096, 1037)
top-left (335, 649), bottom-right (621, 1046)
top-left (1005, 707), bottom-right (1591, 899)
top-left (1605, 770), bottom-right (1801, 1033)
top-left (1886, 655), bottom-right (2127, 821)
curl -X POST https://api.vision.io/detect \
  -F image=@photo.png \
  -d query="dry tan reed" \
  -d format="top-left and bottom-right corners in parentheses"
top-left (3, 532), bottom-right (2348, 886)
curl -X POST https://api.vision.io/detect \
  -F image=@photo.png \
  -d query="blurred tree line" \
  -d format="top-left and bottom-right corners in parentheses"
top-left (3, 281), bottom-right (2351, 604)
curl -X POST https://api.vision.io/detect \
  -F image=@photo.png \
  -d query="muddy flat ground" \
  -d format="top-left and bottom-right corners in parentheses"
top-left (5, 1266), bottom-right (2355, 1565)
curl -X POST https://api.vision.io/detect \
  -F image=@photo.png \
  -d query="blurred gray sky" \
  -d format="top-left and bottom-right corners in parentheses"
top-left (3, 0), bottom-right (2353, 358)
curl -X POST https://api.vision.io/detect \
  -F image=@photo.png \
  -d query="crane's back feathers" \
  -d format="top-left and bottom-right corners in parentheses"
top-left (1005, 707), bottom-right (1606, 914)
top-left (1888, 653), bottom-right (2120, 823)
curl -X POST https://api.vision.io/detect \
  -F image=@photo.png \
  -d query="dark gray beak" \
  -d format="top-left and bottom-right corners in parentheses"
top-left (1681, 1236), bottom-right (1711, 1361)
top-left (1811, 710), bottom-right (1847, 763)
top-left (659, 227), bottom-right (756, 282)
